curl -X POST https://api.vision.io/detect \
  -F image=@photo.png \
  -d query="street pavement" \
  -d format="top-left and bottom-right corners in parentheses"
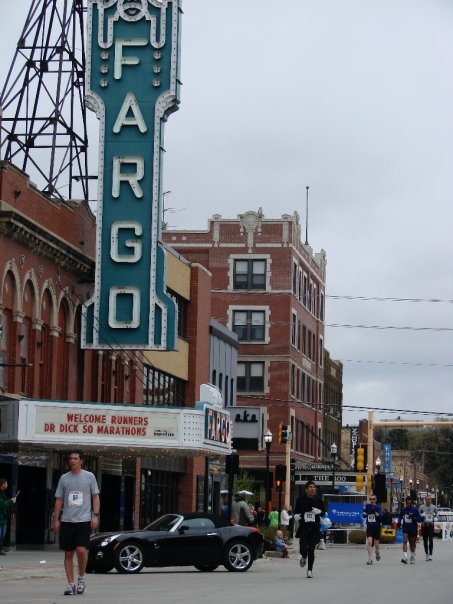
top-left (0, 540), bottom-right (451, 604)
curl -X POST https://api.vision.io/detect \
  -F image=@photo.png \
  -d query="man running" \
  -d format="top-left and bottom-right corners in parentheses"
top-left (54, 450), bottom-right (100, 596)
top-left (419, 493), bottom-right (437, 561)
top-left (363, 494), bottom-right (383, 565)
top-left (398, 495), bottom-right (422, 564)
top-left (294, 481), bottom-right (326, 578)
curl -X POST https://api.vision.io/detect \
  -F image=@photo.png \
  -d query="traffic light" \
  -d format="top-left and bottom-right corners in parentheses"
top-left (225, 453), bottom-right (239, 475)
top-left (356, 474), bottom-right (364, 492)
top-left (356, 447), bottom-right (365, 471)
top-left (279, 424), bottom-right (289, 444)
top-left (275, 464), bottom-right (287, 482)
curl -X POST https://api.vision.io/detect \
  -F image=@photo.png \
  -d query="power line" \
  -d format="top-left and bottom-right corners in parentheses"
top-left (343, 359), bottom-right (453, 367)
top-left (239, 395), bottom-right (453, 418)
top-left (327, 295), bottom-right (453, 304)
top-left (343, 405), bottom-right (453, 417)
top-left (327, 323), bottom-right (453, 332)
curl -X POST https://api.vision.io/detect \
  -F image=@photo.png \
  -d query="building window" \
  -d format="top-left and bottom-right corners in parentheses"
top-left (292, 261), bottom-right (298, 294)
top-left (237, 361), bottom-right (264, 392)
top-left (168, 289), bottom-right (188, 339)
top-left (233, 259), bottom-right (266, 290)
top-left (303, 273), bottom-right (308, 307)
top-left (320, 292), bottom-right (325, 322)
top-left (291, 312), bottom-right (297, 346)
top-left (312, 284), bottom-right (317, 315)
top-left (291, 364), bottom-right (296, 396)
top-left (233, 310), bottom-right (265, 341)
top-left (319, 337), bottom-right (324, 367)
top-left (143, 365), bottom-right (186, 406)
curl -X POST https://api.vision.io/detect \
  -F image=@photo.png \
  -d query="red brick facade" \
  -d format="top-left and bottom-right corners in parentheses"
top-left (165, 210), bottom-right (342, 506)
top-left (0, 162), bottom-right (227, 542)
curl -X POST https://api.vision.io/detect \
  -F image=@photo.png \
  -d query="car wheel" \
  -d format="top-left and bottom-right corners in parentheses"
top-left (223, 540), bottom-right (254, 572)
top-left (113, 542), bottom-right (145, 574)
top-left (194, 564), bottom-right (219, 572)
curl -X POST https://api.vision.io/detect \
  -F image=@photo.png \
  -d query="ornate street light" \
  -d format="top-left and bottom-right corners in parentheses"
top-left (330, 442), bottom-right (338, 492)
top-left (375, 457), bottom-right (381, 473)
top-left (264, 430), bottom-right (273, 512)
top-left (400, 475), bottom-right (404, 512)
top-left (389, 472), bottom-right (394, 513)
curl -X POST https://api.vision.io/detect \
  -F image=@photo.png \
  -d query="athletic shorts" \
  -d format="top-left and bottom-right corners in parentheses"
top-left (59, 521), bottom-right (92, 552)
top-left (403, 529), bottom-right (417, 541)
top-left (366, 525), bottom-right (381, 540)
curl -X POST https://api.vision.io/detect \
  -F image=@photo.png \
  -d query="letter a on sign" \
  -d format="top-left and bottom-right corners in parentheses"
top-left (82, 0), bottom-right (181, 350)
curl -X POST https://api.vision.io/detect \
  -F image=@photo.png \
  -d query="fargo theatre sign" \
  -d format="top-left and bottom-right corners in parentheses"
top-left (82, 0), bottom-right (181, 349)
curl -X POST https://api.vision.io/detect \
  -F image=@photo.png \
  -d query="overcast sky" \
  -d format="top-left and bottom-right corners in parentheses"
top-left (1, 0), bottom-right (453, 427)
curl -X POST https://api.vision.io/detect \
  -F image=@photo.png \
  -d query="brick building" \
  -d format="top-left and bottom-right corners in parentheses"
top-left (164, 209), bottom-right (342, 506)
top-left (0, 162), bottom-right (234, 546)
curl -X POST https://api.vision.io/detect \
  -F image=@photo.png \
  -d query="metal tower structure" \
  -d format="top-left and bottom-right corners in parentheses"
top-left (0, 0), bottom-right (91, 201)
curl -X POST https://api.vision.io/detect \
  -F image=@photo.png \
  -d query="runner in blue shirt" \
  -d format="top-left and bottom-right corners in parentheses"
top-left (398, 495), bottom-right (422, 564)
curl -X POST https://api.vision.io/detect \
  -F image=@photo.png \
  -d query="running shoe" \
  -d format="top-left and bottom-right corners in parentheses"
top-left (428, 554), bottom-right (432, 561)
top-left (425, 554), bottom-right (430, 561)
top-left (409, 554), bottom-right (415, 564)
top-left (307, 570), bottom-right (313, 578)
top-left (64, 584), bottom-right (76, 596)
top-left (375, 551), bottom-right (381, 561)
top-left (300, 557), bottom-right (307, 568)
top-left (366, 559), bottom-right (373, 565)
top-left (77, 576), bottom-right (86, 595)
top-left (401, 557), bottom-right (408, 564)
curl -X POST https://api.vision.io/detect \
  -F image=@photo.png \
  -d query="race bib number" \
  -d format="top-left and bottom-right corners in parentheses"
top-left (68, 490), bottom-right (83, 507)
top-left (304, 512), bottom-right (315, 523)
top-left (404, 514), bottom-right (412, 523)
top-left (367, 514), bottom-right (376, 523)
top-left (425, 513), bottom-right (433, 523)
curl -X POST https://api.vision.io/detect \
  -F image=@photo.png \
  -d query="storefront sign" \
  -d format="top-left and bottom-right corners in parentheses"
top-left (204, 408), bottom-right (231, 445)
top-left (15, 399), bottom-right (232, 454)
top-left (27, 403), bottom-right (179, 445)
top-left (82, 0), bottom-right (181, 350)
top-left (327, 502), bottom-right (363, 524)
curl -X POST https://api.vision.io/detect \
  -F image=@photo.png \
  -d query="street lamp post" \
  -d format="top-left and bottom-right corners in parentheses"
top-left (399, 476), bottom-right (404, 513)
top-left (264, 430), bottom-right (273, 513)
top-left (389, 473), bottom-right (394, 513)
top-left (330, 443), bottom-right (338, 492)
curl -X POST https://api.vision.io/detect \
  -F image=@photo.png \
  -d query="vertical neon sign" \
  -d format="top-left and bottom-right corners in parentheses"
top-left (82, 0), bottom-right (180, 350)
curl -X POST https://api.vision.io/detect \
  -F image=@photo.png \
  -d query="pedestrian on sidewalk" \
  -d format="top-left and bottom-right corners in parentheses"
top-left (363, 493), bottom-right (383, 565)
top-left (398, 495), bottom-right (422, 564)
top-left (419, 493), bottom-right (437, 561)
top-left (275, 529), bottom-right (289, 558)
top-left (53, 450), bottom-right (100, 596)
top-left (294, 480), bottom-right (326, 578)
top-left (0, 479), bottom-right (16, 555)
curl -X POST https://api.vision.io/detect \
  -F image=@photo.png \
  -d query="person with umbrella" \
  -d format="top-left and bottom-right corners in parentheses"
top-left (231, 492), bottom-right (254, 526)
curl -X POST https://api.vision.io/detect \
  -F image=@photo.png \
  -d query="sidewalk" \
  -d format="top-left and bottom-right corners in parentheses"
top-left (0, 548), bottom-right (63, 583)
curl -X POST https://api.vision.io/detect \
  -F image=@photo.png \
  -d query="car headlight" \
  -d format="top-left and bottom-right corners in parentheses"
top-left (100, 534), bottom-right (120, 547)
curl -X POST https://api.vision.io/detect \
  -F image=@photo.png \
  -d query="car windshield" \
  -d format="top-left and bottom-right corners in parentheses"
top-left (145, 514), bottom-right (182, 532)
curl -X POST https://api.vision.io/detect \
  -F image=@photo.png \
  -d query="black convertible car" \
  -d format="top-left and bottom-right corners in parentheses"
top-left (87, 512), bottom-right (264, 574)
